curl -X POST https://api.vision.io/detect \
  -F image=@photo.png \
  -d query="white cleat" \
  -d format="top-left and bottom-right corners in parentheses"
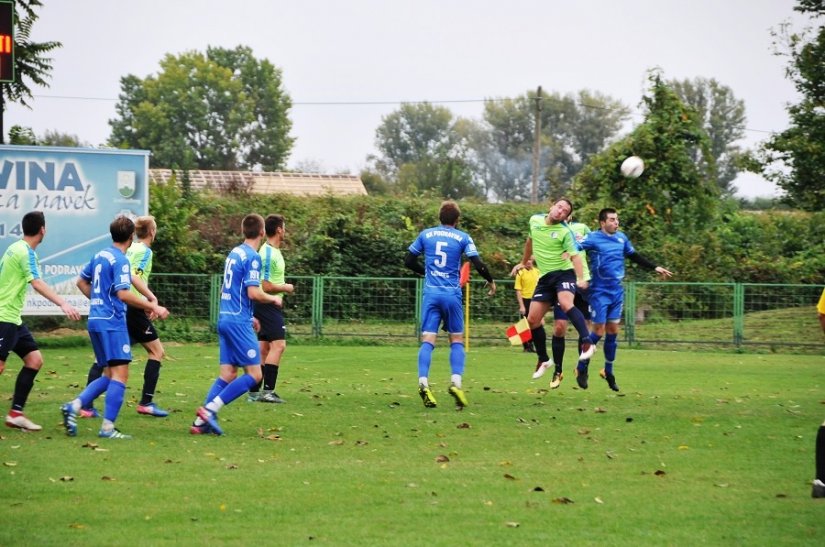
top-left (532, 360), bottom-right (553, 380)
top-left (579, 342), bottom-right (597, 361)
top-left (5, 413), bottom-right (43, 432)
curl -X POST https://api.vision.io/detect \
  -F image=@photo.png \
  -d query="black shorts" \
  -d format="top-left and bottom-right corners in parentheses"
top-left (531, 269), bottom-right (577, 307)
top-left (253, 302), bottom-right (286, 342)
top-left (554, 287), bottom-right (590, 320)
top-left (126, 305), bottom-right (159, 344)
top-left (0, 322), bottom-right (38, 361)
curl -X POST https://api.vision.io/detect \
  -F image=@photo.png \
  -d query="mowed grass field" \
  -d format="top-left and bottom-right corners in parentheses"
top-left (1, 344), bottom-right (824, 546)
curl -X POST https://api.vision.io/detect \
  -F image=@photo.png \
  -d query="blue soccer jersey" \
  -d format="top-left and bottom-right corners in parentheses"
top-left (408, 225), bottom-right (479, 295)
top-left (579, 230), bottom-right (637, 288)
top-left (79, 246), bottom-right (132, 332)
top-left (219, 243), bottom-right (262, 323)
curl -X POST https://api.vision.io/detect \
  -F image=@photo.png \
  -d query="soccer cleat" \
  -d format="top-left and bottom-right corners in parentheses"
top-left (196, 406), bottom-right (223, 436)
top-left (98, 428), bottom-right (132, 439)
top-left (189, 423), bottom-right (212, 435)
top-left (549, 371), bottom-right (564, 389)
top-left (579, 341), bottom-right (597, 361)
top-left (448, 384), bottom-right (469, 409)
top-left (418, 385), bottom-right (437, 408)
top-left (575, 366), bottom-right (589, 389)
top-left (247, 392), bottom-right (261, 403)
top-left (532, 360), bottom-right (553, 380)
top-left (79, 407), bottom-right (100, 419)
top-left (4, 412), bottom-right (43, 432)
top-left (813, 479), bottom-right (825, 499)
top-left (61, 403), bottom-right (78, 437)
top-left (136, 403), bottom-right (170, 417)
top-left (259, 391), bottom-right (286, 404)
top-left (600, 369), bottom-right (620, 392)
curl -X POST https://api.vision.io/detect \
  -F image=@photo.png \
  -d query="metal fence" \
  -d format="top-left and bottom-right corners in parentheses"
top-left (149, 274), bottom-right (824, 353)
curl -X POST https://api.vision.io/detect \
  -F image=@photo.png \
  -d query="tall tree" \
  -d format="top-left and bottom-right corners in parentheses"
top-left (470, 89), bottom-right (629, 201)
top-left (373, 103), bottom-right (480, 198)
top-left (0, 0), bottom-right (61, 143)
top-left (109, 45), bottom-right (294, 171)
top-left (669, 77), bottom-right (747, 195)
top-left (760, 0), bottom-right (825, 210)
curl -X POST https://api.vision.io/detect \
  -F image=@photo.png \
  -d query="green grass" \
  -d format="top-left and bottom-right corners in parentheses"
top-left (2, 345), bottom-right (824, 546)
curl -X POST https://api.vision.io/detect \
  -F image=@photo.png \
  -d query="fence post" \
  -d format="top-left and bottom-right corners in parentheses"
top-left (209, 274), bottom-right (221, 328)
top-left (624, 281), bottom-right (636, 345)
top-left (733, 283), bottom-right (744, 348)
top-left (312, 275), bottom-right (323, 338)
top-left (415, 277), bottom-right (423, 338)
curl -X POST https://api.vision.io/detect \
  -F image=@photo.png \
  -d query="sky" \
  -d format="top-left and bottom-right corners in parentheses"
top-left (3, 0), bottom-right (810, 198)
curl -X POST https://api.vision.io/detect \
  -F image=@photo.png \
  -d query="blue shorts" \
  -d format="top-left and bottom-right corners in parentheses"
top-left (588, 285), bottom-right (624, 324)
top-left (218, 320), bottom-right (260, 366)
top-left (421, 292), bottom-right (464, 335)
top-left (88, 329), bottom-right (132, 366)
top-left (532, 270), bottom-right (577, 307)
top-left (554, 287), bottom-right (590, 321)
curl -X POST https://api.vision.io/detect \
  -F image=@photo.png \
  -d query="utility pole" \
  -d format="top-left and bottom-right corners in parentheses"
top-left (531, 86), bottom-right (542, 204)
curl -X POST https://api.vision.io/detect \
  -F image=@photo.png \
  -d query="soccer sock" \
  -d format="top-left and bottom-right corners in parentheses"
top-left (531, 325), bottom-right (549, 363)
top-left (418, 342), bottom-right (435, 379)
top-left (449, 342), bottom-right (465, 376)
top-left (816, 424), bottom-right (825, 482)
top-left (263, 363), bottom-right (278, 391)
top-left (11, 366), bottom-right (38, 412)
top-left (577, 358), bottom-right (590, 373)
top-left (604, 333), bottom-right (618, 375)
top-left (83, 364), bottom-right (104, 410)
top-left (102, 380), bottom-right (126, 423)
top-left (204, 378), bottom-right (229, 405)
top-left (215, 374), bottom-right (258, 406)
top-left (566, 307), bottom-right (590, 340)
top-left (140, 359), bottom-right (161, 405)
top-left (551, 336), bottom-right (565, 372)
top-left (78, 376), bottom-right (111, 409)
top-left (450, 373), bottom-right (462, 389)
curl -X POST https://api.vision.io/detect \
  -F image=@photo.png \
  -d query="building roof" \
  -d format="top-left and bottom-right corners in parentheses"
top-left (149, 169), bottom-right (367, 196)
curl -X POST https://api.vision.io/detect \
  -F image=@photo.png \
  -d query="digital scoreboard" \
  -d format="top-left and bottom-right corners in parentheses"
top-left (0, 0), bottom-right (13, 83)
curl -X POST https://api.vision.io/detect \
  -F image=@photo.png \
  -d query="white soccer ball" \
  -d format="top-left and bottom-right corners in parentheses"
top-left (620, 156), bottom-right (645, 179)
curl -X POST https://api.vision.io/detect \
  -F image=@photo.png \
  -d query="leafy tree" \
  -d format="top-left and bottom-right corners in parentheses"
top-left (0, 0), bottom-right (61, 143)
top-left (470, 89), bottom-right (629, 201)
top-left (760, 0), bottom-right (825, 210)
top-left (8, 124), bottom-right (36, 144)
top-left (668, 77), bottom-right (746, 195)
top-left (38, 129), bottom-right (88, 147)
top-left (109, 45), bottom-right (294, 171)
top-left (372, 102), bottom-right (480, 198)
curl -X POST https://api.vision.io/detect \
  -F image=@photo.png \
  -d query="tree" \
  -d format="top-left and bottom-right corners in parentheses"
top-left (372, 103), bottom-right (480, 198)
top-left (469, 89), bottom-right (629, 201)
top-left (669, 77), bottom-right (747, 195)
top-left (109, 45), bottom-right (294, 171)
top-left (0, 0), bottom-right (61, 143)
top-left (760, 0), bottom-right (825, 210)
top-left (38, 129), bottom-right (88, 147)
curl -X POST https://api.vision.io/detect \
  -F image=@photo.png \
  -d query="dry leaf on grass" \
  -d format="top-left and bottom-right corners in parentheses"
top-left (435, 455), bottom-right (450, 463)
top-left (552, 497), bottom-right (574, 504)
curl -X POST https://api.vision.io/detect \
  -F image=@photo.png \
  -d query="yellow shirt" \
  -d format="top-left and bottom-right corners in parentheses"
top-left (817, 288), bottom-right (825, 315)
top-left (514, 267), bottom-right (539, 299)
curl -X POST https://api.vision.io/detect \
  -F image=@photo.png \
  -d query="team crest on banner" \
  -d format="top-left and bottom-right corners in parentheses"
top-left (118, 171), bottom-right (137, 198)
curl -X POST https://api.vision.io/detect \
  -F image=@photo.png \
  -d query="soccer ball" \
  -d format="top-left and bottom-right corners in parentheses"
top-left (620, 156), bottom-right (645, 178)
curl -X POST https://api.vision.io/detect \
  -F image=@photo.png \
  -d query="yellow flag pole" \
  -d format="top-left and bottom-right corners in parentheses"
top-left (464, 280), bottom-right (470, 352)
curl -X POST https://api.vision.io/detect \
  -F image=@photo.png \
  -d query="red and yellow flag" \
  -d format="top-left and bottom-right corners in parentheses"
top-left (505, 317), bottom-right (532, 345)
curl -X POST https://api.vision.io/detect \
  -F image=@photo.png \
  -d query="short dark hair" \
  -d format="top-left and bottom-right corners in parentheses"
top-left (110, 215), bottom-right (135, 244)
top-left (598, 208), bottom-right (617, 222)
top-left (242, 213), bottom-right (265, 239)
top-left (264, 214), bottom-right (285, 237)
top-left (21, 211), bottom-right (45, 236)
top-left (439, 200), bottom-right (461, 226)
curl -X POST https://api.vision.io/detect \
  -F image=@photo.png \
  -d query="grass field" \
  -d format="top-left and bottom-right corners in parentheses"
top-left (2, 344), bottom-right (824, 546)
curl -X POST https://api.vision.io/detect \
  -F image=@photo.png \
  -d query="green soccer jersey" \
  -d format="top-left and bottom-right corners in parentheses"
top-left (0, 240), bottom-right (41, 325)
top-left (259, 241), bottom-right (285, 294)
top-left (127, 241), bottom-right (154, 297)
top-left (569, 221), bottom-right (592, 281)
top-left (528, 213), bottom-right (580, 275)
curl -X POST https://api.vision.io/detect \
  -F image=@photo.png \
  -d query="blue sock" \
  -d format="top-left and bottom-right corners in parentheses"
top-left (103, 380), bottom-right (126, 422)
top-left (449, 342), bottom-right (465, 376)
top-left (604, 333), bottom-right (618, 375)
top-left (418, 342), bottom-right (434, 379)
top-left (589, 333), bottom-right (603, 346)
top-left (204, 378), bottom-right (229, 405)
top-left (217, 374), bottom-right (258, 406)
top-left (577, 359), bottom-right (590, 373)
top-left (78, 376), bottom-right (110, 408)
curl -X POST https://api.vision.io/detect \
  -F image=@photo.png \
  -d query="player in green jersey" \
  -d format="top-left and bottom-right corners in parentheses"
top-left (1, 211), bottom-right (81, 431)
top-left (510, 198), bottom-right (595, 386)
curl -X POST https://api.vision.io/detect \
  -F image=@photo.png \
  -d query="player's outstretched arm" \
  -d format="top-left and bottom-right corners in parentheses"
top-left (404, 251), bottom-right (425, 276)
top-left (469, 256), bottom-right (496, 296)
top-left (31, 278), bottom-right (81, 321)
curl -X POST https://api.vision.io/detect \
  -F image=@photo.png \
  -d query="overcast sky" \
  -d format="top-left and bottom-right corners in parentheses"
top-left (3, 0), bottom-right (809, 198)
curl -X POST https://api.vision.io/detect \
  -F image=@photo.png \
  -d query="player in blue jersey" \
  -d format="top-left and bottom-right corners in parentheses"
top-left (191, 213), bottom-right (283, 435)
top-left (1, 211), bottom-right (81, 432)
top-left (61, 216), bottom-right (169, 439)
top-left (404, 200), bottom-right (496, 410)
top-left (579, 208), bottom-right (672, 391)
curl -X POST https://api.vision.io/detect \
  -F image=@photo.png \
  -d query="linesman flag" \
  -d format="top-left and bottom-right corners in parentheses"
top-left (459, 261), bottom-right (471, 287)
top-left (506, 317), bottom-right (532, 346)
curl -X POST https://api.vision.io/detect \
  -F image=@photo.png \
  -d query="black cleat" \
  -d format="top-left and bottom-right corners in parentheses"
top-left (600, 369), bottom-right (620, 392)
top-left (575, 366), bottom-right (589, 389)
top-left (813, 479), bottom-right (825, 498)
